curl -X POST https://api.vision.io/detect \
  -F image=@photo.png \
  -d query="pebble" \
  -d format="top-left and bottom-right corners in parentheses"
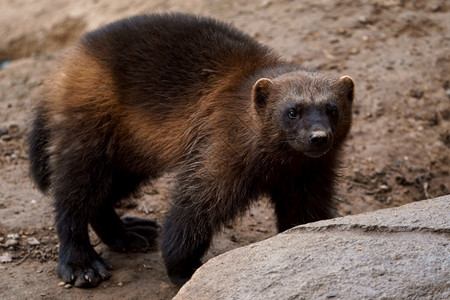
top-left (410, 89), bottom-right (424, 99)
top-left (0, 252), bottom-right (12, 263)
top-left (375, 168), bottom-right (385, 175)
top-left (26, 237), bottom-right (40, 245)
top-left (350, 47), bottom-right (360, 55)
top-left (6, 234), bottom-right (19, 239)
top-left (358, 16), bottom-right (371, 25)
top-left (58, 282), bottom-right (65, 287)
top-left (5, 239), bottom-right (18, 247)
top-left (379, 185), bottom-right (389, 191)
top-left (429, 3), bottom-right (443, 12)
top-left (64, 284), bottom-right (72, 289)
top-left (261, 0), bottom-right (272, 8)
top-left (337, 28), bottom-right (347, 35)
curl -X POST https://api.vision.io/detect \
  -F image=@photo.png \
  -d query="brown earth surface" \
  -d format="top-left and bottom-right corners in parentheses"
top-left (0, 0), bottom-right (449, 299)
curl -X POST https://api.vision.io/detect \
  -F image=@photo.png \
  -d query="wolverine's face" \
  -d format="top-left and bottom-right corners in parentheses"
top-left (279, 100), bottom-right (339, 157)
top-left (252, 71), bottom-right (354, 158)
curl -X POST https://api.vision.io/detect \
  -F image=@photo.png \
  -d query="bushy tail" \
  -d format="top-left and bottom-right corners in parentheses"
top-left (28, 106), bottom-right (51, 192)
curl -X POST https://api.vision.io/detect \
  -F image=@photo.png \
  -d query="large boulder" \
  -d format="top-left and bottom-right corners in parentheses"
top-left (174, 195), bottom-right (450, 299)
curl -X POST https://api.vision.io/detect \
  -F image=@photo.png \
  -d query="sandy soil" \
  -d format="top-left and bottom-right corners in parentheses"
top-left (0, 0), bottom-right (449, 299)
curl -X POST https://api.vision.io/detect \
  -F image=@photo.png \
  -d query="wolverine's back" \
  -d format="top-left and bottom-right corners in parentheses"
top-left (80, 14), bottom-right (280, 108)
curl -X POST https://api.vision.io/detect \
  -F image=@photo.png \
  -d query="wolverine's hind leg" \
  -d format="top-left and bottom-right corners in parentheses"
top-left (53, 155), bottom-right (114, 288)
top-left (89, 172), bottom-right (158, 253)
top-left (53, 151), bottom-right (157, 288)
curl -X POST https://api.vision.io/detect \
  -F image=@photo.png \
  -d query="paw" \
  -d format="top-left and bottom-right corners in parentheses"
top-left (57, 255), bottom-right (112, 288)
top-left (109, 216), bottom-right (159, 252)
top-left (122, 216), bottom-right (158, 229)
top-left (166, 259), bottom-right (202, 286)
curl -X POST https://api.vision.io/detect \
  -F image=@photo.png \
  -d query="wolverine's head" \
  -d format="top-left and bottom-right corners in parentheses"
top-left (252, 70), bottom-right (354, 158)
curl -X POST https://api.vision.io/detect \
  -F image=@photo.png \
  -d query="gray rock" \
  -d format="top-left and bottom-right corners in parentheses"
top-left (0, 252), bottom-right (12, 263)
top-left (174, 195), bottom-right (450, 300)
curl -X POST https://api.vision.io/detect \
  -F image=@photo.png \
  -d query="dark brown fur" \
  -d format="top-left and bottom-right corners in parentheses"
top-left (28, 13), bottom-right (354, 287)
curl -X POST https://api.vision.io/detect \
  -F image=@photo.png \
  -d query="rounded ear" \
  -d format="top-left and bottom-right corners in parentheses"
top-left (339, 75), bottom-right (355, 102)
top-left (252, 78), bottom-right (273, 109)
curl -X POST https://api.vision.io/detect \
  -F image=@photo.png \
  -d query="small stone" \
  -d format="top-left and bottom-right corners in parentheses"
top-left (375, 168), bottom-right (385, 175)
top-left (358, 16), bottom-right (371, 25)
top-left (58, 282), bottom-right (65, 287)
top-left (6, 234), bottom-right (19, 239)
top-left (26, 237), bottom-right (40, 245)
top-left (261, 0), bottom-right (272, 8)
top-left (337, 28), bottom-right (347, 35)
top-left (5, 239), bottom-right (18, 247)
top-left (429, 3), bottom-right (443, 12)
top-left (350, 47), bottom-right (360, 55)
top-left (410, 89), bottom-right (424, 99)
top-left (64, 284), bottom-right (72, 289)
top-left (379, 185), bottom-right (389, 191)
top-left (0, 252), bottom-right (12, 263)
top-left (118, 282), bottom-right (124, 287)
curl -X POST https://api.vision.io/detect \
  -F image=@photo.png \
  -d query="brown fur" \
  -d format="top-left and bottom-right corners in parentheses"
top-left (28, 13), bottom-right (354, 287)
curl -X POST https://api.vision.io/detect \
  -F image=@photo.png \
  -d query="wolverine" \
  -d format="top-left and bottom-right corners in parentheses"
top-left (28, 13), bottom-right (354, 287)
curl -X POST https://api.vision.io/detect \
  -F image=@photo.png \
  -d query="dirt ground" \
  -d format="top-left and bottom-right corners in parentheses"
top-left (0, 0), bottom-right (449, 299)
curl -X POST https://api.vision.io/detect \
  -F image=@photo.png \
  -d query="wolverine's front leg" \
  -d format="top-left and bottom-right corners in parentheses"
top-left (270, 169), bottom-right (338, 233)
top-left (160, 169), bottom-right (246, 286)
top-left (161, 201), bottom-right (213, 286)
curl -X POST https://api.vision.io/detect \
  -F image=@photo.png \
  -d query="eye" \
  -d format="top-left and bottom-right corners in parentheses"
top-left (287, 108), bottom-right (298, 119)
top-left (326, 103), bottom-right (339, 118)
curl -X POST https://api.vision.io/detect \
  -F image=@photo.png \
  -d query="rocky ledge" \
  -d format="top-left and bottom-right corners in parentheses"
top-left (175, 195), bottom-right (450, 299)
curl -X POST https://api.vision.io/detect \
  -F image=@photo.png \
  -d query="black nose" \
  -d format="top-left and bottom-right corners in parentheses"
top-left (309, 131), bottom-right (328, 147)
